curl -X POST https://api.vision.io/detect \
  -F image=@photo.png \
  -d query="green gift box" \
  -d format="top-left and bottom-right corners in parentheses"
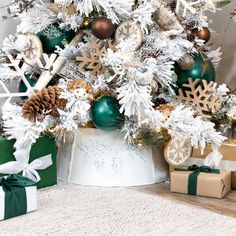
top-left (0, 174), bottom-right (37, 220)
top-left (0, 135), bottom-right (57, 189)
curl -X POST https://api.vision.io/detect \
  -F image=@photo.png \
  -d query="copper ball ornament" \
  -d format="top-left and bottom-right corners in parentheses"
top-left (192, 27), bottom-right (211, 43)
top-left (91, 17), bottom-right (114, 39)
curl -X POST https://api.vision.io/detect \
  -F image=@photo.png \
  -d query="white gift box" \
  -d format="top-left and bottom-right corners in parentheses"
top-left (57, 128), bottom-right (168, 187)
top-left (0, 186), bottom-right (37, 220)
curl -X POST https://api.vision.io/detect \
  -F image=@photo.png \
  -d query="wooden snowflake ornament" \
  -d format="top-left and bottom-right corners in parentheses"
top-left (115, 20), bottom-right (143, 50)
top-left (153, 3), bottom-right (184, 32)
top-left (18, 34), bottom-right (43, 60)
top-left (76, 39), bottom-right (116, 76)
top-left (176, 78), bottom-right (221, 117)
top-left (164, 138), bottom-right (192, 166)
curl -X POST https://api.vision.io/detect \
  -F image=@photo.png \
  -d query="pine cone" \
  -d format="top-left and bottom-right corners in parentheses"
top-left (153, 98), bottom-right (167, 109)
top-left (169, 0), bottom-right (177, 12)
top-left (22, 86), bottom-right (67, 122)
top-left (185, 20), bottom-right (196, 30)
top-left (187, 33), bottom-right (195, 42)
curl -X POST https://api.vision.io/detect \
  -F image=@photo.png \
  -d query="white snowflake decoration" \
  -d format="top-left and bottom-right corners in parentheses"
top-left (0, 53), bottom-right (58, 105)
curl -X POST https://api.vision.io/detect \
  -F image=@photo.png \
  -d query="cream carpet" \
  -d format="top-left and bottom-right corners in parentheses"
top-left (0, 181), bottom-right (235, 236)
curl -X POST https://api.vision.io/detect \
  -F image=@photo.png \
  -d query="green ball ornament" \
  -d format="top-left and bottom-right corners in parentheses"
top-left (91, 96), bottom-right (124, 131)
top-left (175, 53), bottom-right (216, 89)
top-left (37, 23), bottom-right (75, 54)
top-left (18, 74), bottom-right (37, 99)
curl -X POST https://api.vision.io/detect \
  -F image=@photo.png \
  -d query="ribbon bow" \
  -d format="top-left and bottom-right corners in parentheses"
top-left (175, 165), bottom-right (220, 195)
top-left (0, 174), bottom-right (36, 220)
top-left (204, 144), bottom-right (223, 168)
top-left (0, 142), bottom-right (52, 182)
top-left (0, 174), bottom-right (36, 192)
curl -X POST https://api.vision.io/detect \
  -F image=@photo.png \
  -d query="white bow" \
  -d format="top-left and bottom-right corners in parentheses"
top-left (204, 144), bottom-right (223, 168)
top-left (0, 142), bottom-right (52, 182)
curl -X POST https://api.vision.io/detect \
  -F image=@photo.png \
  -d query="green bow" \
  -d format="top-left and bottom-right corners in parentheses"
top-left (175, 165), bottom-right (220, 196)
top-left (0, 174), bottom-right (36, 219)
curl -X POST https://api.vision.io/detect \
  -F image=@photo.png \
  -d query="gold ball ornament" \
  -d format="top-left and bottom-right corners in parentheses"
top-left (82, 17), bottom-right (91, 29)
top-left (91, 17), bottom-right (114, 39)
top-left (115, 20), bottom-right (143, 50)
top-left (192, 27), bottom-right (211, 43)
top-left (177, 54), bottom-right (195, 71)
top-left (164, 138), bottom-right (193, 166)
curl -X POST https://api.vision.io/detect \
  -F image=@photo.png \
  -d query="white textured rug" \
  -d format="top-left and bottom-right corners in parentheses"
top-left (1, 182), bottom-right (236, 236)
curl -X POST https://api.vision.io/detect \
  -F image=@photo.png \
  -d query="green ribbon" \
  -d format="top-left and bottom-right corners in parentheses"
top-left (0, 174), bottom-right (36, 219)
top-left (175, 165), bottom-right (220, 196)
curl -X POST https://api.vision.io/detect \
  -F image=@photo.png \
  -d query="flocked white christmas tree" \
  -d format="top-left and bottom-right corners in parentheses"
top-left (0, 0), bottom-right (235, 169)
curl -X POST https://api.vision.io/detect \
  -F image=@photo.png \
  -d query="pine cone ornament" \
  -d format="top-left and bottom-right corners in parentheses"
top-left (187, 33), bottom-right (195, 42)
top-left (22, 86), bottom-right (67, 122)
top-left (185, 20), bottom-right (196, 30)
top-left (153, 98), bottom-right (168, 110)
top-left (169, 0), bottom-right (176, 12)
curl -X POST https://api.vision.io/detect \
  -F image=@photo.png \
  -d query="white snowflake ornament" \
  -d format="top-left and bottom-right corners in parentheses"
top-left (0, 53), bottom-right (58, 105)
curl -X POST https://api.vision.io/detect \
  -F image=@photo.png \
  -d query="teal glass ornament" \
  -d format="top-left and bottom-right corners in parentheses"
top-left (18, 74), bottom-right (37, 99)
top-left (175, 53), bottom-right (216, 89)
top-left (91, 96), bottom-right (124, 131)
top-left (37, 23), bottom-right (75, 54)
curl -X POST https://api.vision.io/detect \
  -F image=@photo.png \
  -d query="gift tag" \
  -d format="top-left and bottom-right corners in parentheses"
top-left (115, 20), bottom-right (143, 50)
top-left (164, 138), bottom-right (192, 166)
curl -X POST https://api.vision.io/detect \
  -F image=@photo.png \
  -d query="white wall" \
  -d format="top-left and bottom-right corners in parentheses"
top-left (0, 0), bottom-right (18, 112)
top-left (0, 0), bottom-right (17, 45)
top-left (208, 1), bottom-right (236, 89)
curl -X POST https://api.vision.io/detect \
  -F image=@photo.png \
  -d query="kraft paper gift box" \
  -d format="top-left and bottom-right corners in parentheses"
top-left (0, 174), bottom-right (37, 220)
top-left (0, 135), bottom-right (57, 189)
top-left (169, 140), bottom-right (236, 190)
top-left (189, 140), bottom-right (236, 190)
top-left (170, 166), bottom-right (231, 199)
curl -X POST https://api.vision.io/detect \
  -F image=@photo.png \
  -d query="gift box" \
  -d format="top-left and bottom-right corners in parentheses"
top-left (0, 135), bottom-right (57, 189)
top-left (0, 174), bottom-right (37, 220)
top-left (189, 140), bottom-right (236, 189)
top-left (170, 165), bottom-right (231, 199)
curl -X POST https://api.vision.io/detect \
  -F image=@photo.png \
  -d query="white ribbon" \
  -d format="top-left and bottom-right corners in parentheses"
top-left (204, 144), bottom-right (223, 168)
top-left (0, 142), bottom-right (52, 182)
